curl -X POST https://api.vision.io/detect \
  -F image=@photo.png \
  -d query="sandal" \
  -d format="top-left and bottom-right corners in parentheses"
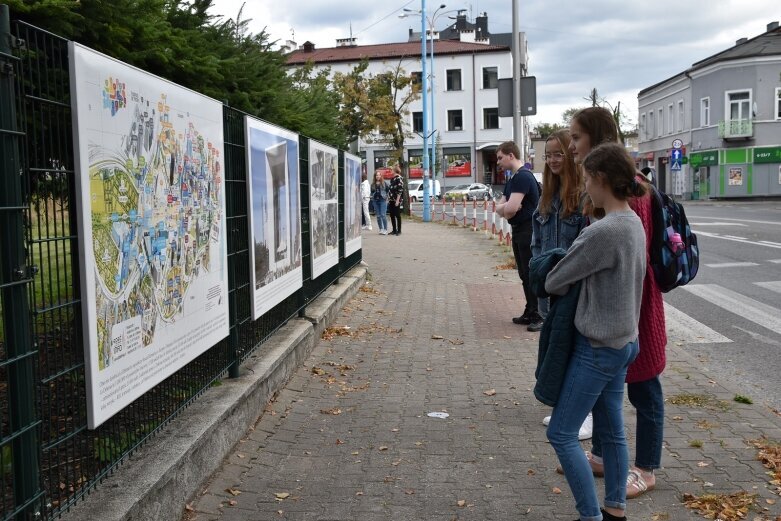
top-left (626, 468), bottom-right (655, 499)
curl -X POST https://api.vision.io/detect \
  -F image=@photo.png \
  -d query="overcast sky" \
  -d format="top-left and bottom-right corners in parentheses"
top-left (208, 0), bottom-right (779, 128)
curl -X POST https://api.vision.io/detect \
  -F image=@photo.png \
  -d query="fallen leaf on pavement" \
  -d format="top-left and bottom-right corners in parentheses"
top-left (185, 503), bottom-right (194, 512)
top-left (274, 492), bottom-right (290, 500)
top-left (552, 487), bottom-right (562, 494)
top-left (683, 491), bottom-right (757, 520)
top-left (697, 461), bottom-right (710, 467)
top-left (228, 500), bottom-right (237, 506)
top-left (320, 408), bottom-right (342, 415)
top-left (404, 489), bottom-right (415, 495)
top-left (457, 500), bottom-right (466, 507)
top-left (431, 335), bottom-right (444, 339)
top-left (226, 488), bottom-right (241, 496)
top-left (483, 389), bottom-right (497, 396)
top-left (379, 446), bottom-right (388, 451)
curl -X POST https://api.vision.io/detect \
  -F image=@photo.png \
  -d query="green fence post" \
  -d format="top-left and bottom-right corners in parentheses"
top-left (0, 5), bottom-right (41, 518)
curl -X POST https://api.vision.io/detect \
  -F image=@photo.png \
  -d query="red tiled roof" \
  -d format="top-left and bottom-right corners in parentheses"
top-left (286, 40), bottom-right (510, 65)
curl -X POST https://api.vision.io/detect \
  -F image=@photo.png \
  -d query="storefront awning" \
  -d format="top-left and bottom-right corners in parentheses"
top-left (476, 142), bottom-right (501, 151)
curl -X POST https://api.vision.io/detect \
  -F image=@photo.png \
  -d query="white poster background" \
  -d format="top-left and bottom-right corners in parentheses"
top-left (308, 140), bottom-right (339, 279)
top-left (343, 152), bottom-right (362, 256)
top-left (245, 117), bottom-right (303, 319)
top-left (69, 43), bottom-right (229, 428)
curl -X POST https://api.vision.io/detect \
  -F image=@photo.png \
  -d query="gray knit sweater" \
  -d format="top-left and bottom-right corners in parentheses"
top-left (544, 210), bottom-right (646, 349)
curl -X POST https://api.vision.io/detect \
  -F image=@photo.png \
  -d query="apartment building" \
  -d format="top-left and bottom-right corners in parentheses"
top-left (638, 21), bottom-right (781, 199)
top-left (286, 13), bottom-right (529, 190)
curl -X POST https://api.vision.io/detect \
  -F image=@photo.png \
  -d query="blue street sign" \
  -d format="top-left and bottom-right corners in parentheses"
top-left (670, 148), bottom-right (683, 171)
top-left (671, 160), bottom-right (682, 171)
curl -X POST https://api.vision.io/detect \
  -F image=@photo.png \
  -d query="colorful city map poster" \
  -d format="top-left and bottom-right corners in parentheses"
top-left (344, 152), bottom-right (362, 257)
top-left (69, 43), bottom-right (229, 428)
top-left (309, 140), bottom-right (339, 279)
top-left (245, 117), bottom-right (302, 319)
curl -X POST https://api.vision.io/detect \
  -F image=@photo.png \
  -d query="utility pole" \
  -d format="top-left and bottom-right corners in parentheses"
top-left (511, 0), bottom-right (522, 154)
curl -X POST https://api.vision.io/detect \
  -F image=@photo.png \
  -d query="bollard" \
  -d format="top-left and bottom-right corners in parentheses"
top-left (472, 200), bottom-right (477, 231)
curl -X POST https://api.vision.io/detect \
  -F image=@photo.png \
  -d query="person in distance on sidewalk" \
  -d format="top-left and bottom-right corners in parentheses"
top-left (360, 171), bottom-right (372, 231)
top-left (545, 142), bottom-right (647, 521)
top-left (371, 171), bottom-right (390, 235)
top-left (388, 164), bottom-right (404, 235)
top-left (495, 141), bottom-right (540, 326)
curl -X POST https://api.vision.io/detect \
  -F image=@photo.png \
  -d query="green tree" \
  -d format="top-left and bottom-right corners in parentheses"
top-left (532, 122), bottom-right (564, 139)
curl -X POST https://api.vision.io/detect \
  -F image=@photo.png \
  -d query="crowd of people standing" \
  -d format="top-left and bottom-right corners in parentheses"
top-left (359, 107), bottom-right (666, 521)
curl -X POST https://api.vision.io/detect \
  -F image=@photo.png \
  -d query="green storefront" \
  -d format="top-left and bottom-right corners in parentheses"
top-left (689, 150), bottom-right (718, 200)
top-left (690, 145), bottom-right (781, 198)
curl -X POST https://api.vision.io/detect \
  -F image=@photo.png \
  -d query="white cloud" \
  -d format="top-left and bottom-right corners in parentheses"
top-left (209, 0), bottom-right (780, 128)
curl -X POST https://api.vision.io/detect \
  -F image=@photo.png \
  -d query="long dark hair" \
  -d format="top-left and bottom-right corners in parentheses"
top-left (539, 129), bottom-right (581, 217)
top-left (582, 143), bottom-right (647, 201)
top-left (572, 107), bottom-right (619, 147)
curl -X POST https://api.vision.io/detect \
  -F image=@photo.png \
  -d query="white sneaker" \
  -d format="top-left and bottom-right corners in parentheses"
top-left (543, 412), bottom-right (592, 440)
top-left (368, 226), bottom-right (372, 231)
top-left (578, 412), bottom-right (593, 441)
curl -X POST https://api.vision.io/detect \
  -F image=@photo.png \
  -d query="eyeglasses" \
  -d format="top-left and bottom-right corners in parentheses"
top-left (543, 152), bottom-right (566, 161)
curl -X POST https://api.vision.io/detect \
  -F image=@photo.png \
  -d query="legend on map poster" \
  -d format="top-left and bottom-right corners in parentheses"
top-left (69, 43), bottom-right (229, 428)
top-left (245, 117), bottom-right (302, 319)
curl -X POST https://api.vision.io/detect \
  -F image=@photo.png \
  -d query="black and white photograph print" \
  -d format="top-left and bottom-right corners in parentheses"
top-left (309, 140), bottom-right (339, 279)
top-left (245, 117), bottom-right (302, 320)
top-left (344, 152), bottom-right (362, 256)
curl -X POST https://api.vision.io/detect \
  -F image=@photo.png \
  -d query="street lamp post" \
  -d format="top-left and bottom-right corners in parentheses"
top-left (401, 4), bottom-right (449, 214)
top-left (420, 0), bottom-right (431, 221)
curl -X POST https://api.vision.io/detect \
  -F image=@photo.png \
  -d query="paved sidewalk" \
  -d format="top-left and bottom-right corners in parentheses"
top-left (185, 219), bottom-right (781, 521)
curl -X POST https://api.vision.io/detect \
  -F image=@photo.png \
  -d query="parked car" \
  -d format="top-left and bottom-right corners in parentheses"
top-left (408, 180), bottom-right (439, 202)
top-left (444, 183), bottom-right (492, 201)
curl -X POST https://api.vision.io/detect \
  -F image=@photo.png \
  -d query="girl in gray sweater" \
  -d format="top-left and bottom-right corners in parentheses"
top-left (544, 142), bottom-right (647, 521)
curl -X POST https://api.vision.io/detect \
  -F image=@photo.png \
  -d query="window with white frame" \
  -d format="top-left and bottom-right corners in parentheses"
top-left (700, 97), bottom-right (710, 127)
top-left (640, 113), bottom-right (646, 140)
top-left (483, 107), bottom-right (499, 129)
top-left (776, 88), bottom-right (781, 119)
top-left (677, 100), bottom-right (684, 132)
top-left (447, 109), bottom-right (463, 131)
top-left (657, 108), bottom-right (663, 138)
top-left (412, 111), bottom-right (423, 133)
top-left (482, 67), bottom-right (498, 89)
top-left (648, 111), bottom-right (655, 139)
top-left (446, 69), bottom-right (462, 91)
top-left (668, 103), bottom-right (673, 134)
top-left (726, 90), bottom-right (751, 121)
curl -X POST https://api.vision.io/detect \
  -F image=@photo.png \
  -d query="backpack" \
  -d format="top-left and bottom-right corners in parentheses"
top-left (648, 185), bottom-right (699, 292)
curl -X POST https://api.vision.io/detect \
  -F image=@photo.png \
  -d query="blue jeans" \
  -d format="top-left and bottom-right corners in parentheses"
top-left (374, 199), bottom-right (388, 231)
top-left (591, 376), bottom-right (664, 470)
top-left (547, 332), bottom-right (639, 520)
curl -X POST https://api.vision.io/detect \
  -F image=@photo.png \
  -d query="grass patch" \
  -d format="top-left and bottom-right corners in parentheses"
top-left (682, 491), bottom-right (758, 521)
top-left (359, 284), bottom-right (381, 295)
top-left (733, 393), bottom-right (753, 404)
top-left (689, 439), bottom-right (703, 448)
top-left (667, 393), bottom-right (730, 411)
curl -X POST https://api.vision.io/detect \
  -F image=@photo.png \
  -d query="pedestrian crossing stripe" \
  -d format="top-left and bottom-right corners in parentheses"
top-left (755, 281), bottom-right (781, 294)
top-left (664, 302), bottom-right (732, 344)
top-left (682, 284), bottom-right (781, 337)
top-left (693, 230), bottom-right (781, 250)
top-left (770, 259), bottom-right (781, 264)
top-left (704, 262), bottom-right (759, 268)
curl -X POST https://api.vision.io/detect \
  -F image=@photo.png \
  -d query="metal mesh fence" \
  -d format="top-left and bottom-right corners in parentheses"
top-left (1, 17), bottom-right (361, 521)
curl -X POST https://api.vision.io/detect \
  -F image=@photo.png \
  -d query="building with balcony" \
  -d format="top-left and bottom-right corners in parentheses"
top-left (285, 12), bottom-right (530, 191)
top-left (637, 20), bottom-right (781, 199)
